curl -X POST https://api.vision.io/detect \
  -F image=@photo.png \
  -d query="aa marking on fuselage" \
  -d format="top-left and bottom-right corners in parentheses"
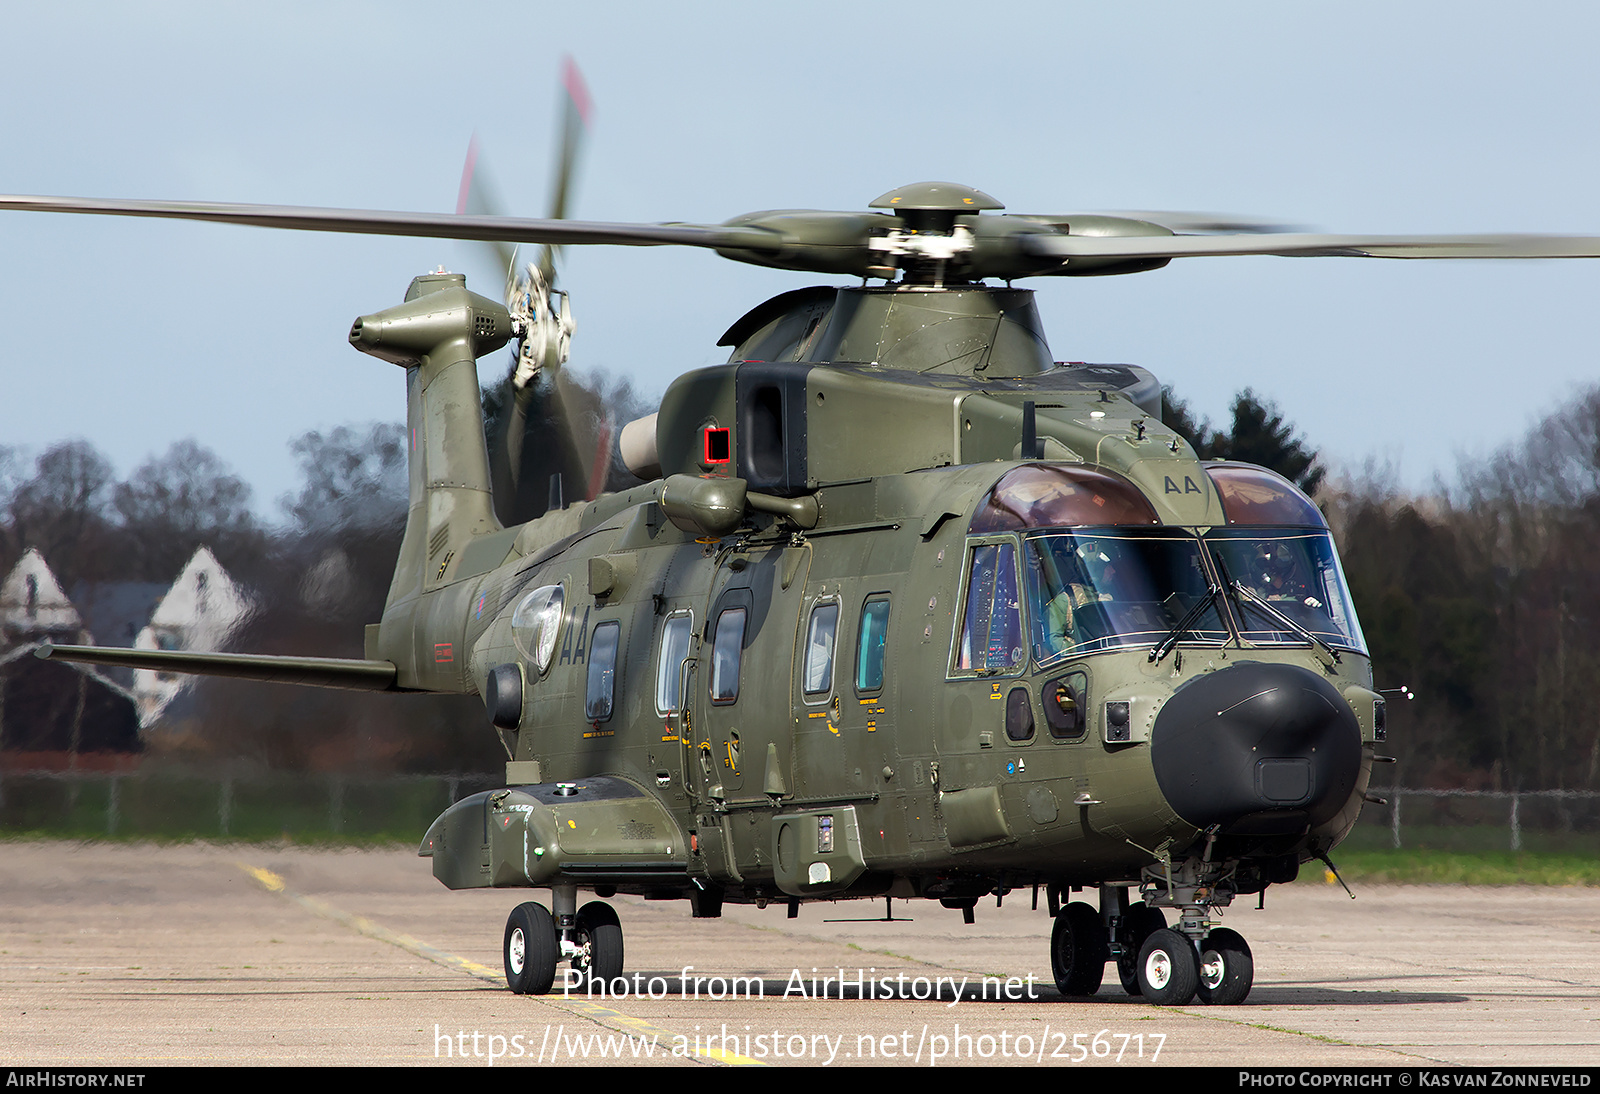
top-left (561, 606), bottom-right (592, 665)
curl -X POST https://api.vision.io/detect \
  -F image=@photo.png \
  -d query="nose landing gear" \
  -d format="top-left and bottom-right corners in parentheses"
top-left (1047, 870), bottom-right (1257, 1006)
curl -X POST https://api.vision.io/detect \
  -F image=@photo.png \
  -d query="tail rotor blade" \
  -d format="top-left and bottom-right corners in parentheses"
top-left (551, 366), bottom-right (594, 503)
top-left (539, 54), bottom-right (593, 287)
top-left (455, 133), bottom-right (518, 276)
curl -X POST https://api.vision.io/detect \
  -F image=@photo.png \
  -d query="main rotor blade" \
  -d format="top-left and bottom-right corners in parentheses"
top-left (0, 193), bottom-right (777, 252)
top-left (1087, 211), bottom-right (1307, 235)
top-left (1024, 231), bottom-right (1600, 261)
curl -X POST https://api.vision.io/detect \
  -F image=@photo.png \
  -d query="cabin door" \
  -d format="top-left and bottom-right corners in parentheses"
top-left (692, 541), bottom-right (810, 880)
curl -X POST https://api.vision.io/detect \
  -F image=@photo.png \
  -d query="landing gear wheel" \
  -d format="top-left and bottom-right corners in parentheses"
top-left (571, 900), bottom-right (624, 987)
top-left (1116, 902), bottom-right (1167, 996)
top-left (1051, 901), bottom-right (1108, 996)
top-left (1196, 927), bottom-right (1253, 1005)
top-left (1137, 928), bottom-right (1199, 1006)
top-left (504, 901), bottom-right (558, 995)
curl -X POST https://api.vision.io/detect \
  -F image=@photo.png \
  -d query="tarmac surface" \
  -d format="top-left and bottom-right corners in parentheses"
top-left (2, 840), bottom-right (1597, 1067)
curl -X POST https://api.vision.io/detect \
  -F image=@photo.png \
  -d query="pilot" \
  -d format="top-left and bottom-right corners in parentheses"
top-left (1038, 543), bottom-right (1102, 654)
top-left (1076, 540), bottom-right (1118, 601)
top-left (1254, 543), bottom-right (1311, 603)
top-left (1042, 586), bottom-right (1076, 654)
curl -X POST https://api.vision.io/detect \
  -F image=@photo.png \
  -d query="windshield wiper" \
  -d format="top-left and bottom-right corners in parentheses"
top-left (1229, 581), bottom-right (1342, 665)
top-left (1148, 584), bottom-right (1222, 665)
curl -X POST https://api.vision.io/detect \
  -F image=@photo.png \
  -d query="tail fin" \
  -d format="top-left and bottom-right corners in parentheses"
top-left (348, 272), bottom-right (511, 682)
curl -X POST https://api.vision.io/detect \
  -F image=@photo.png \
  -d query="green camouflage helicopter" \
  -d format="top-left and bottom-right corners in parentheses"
top-left (11, 163), bottom-right (1600, 1007)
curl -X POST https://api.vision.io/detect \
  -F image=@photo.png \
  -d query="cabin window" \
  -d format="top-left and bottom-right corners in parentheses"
top-left (585, 621), bottom-right (621, 722)
top-left (954, 541), bottom-right (1024, 674)
top-left (856, 597), bottom-right (890, 694)
top-left (710, 607), bottom-right (746, 704)
top-left (802, 601), bottom-right (839, 698)
top-left (655, 612), bottom-right (694, 714)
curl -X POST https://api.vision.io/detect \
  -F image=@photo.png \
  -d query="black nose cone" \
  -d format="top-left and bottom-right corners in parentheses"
top-left (1151, 662), bottom-right (1361, 834)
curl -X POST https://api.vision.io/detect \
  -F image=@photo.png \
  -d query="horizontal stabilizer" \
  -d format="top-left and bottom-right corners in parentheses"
top-left (35, 643), bottom-right (403, 692)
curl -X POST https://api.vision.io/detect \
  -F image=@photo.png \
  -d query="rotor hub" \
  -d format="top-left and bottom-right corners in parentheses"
top-left (867, 182), bottom-right (1004, 285)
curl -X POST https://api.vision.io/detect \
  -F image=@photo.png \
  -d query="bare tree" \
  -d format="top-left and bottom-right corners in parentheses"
top-left (280, 423), bottom-right (407, 536)
top-left (113, 439), bottom-right (261, 580)
top-left (5, 440), bottom-right (118, 587)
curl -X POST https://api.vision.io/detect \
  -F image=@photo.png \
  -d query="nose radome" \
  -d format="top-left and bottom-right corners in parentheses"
top-left (1150, 662), bottom-right (1361, 834)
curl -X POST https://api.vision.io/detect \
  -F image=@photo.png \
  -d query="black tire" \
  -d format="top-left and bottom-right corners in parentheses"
top-left (1136, 928), bottom-right (1199, 1006)
top-left (572, 900), bottom-right (624, 986)
top-left (1196, 927), bottom-right (1254, 1005)
top-left (504, 901), bottom-right (558, 995)
top-left (1116, 902), bottom-right (1167, 996)
top-left (1050, 901), bottom-right (1108, 996)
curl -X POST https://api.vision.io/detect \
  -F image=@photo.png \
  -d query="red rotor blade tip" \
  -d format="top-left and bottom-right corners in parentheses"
top-left (562, 56), bottom-right (594, 127)
top-left (456, 133), bottom-right (481, 216)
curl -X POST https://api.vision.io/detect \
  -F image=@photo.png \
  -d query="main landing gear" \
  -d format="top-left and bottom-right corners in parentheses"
top-left (503, 884), bottom-right (625, 995)
top-left (1048, 882), bottom-right (1255, 1006)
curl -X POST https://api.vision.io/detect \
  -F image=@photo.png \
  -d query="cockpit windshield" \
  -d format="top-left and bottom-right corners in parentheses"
top-left (968, 462), bottom-right (1368, 668)
top-left (1207, 528), bottom-right (1367, 653)
top-left (1018, 526), bottom-right (1367, 665)
top-left (1023, 530), bottom-right (1228, 663)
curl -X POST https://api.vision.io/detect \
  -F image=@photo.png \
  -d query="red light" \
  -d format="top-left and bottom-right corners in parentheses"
top-left (703, 427), bottom-right (731, 464)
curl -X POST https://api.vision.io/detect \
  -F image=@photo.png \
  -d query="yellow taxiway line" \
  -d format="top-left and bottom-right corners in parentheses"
top-left (238, 862), bottom-right (764, 1067)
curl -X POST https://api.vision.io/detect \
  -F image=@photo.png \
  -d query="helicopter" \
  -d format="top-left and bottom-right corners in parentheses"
top-left (10, 167), bottom-right (1600, 1008)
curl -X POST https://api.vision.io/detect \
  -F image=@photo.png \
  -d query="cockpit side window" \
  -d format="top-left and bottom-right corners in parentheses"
top-left (953, 541), bottom-right (1024, 674)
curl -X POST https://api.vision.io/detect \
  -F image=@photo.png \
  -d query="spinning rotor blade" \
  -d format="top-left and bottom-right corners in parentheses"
top-left (0, 192), bottom-right (769, 251)
top-left (456, 134), bottom-right (517, 276)
top-left (1085, 211), bottom-right (1306, 235)
top-left (1022, 230), bottom-right (1600, 261)
top-left (464, 57), bottom-right (597, 519)
top-left (539, 54), bottom-right (593, 286)
top-left (9, 179), bottom-right (1600, 293)
top-left (530, 56), bottom-right (600, 507)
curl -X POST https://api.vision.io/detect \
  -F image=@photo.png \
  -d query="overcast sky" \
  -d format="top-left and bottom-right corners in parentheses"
top-left (3, 1), bottom-right (1598, 516)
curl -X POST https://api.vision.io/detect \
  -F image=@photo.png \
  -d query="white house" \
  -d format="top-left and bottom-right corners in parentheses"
top-left (131, 546), bottom-right (252, 728)
top-left (0, 548), bottom-right (87, 647)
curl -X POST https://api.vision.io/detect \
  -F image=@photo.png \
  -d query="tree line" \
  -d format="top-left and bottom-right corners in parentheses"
top-left (1166, 387), bottom-right (1600, 794)
top-left (0, 424), bottom-right (501, 774)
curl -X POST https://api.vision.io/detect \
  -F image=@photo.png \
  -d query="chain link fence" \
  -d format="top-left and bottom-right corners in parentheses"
top-left (1352, 786), bottom-right (1600, 854)
top-left (3, 769), bottom-right (1597, 852)
top-left (0, 767), bottom-right (501, 842)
